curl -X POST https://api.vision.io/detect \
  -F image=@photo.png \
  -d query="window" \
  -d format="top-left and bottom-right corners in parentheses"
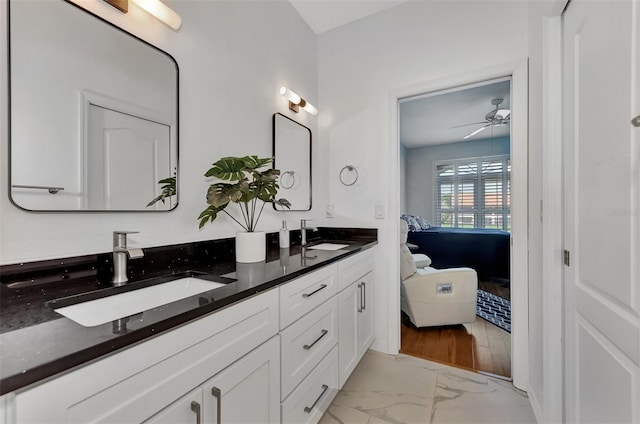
top-left (434, 155), bottom-right (511, 231)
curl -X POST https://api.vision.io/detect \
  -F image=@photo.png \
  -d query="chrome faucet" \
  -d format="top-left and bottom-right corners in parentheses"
top-left (300, 219), bottom-right (316, 247)
top-left (112, 231), bottom-right (144, 286)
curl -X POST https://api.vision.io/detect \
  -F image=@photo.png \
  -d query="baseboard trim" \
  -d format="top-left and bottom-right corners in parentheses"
top-left (477, 370), bottom-right (512, 382)
top-left (370, 340), bottom-right (390, 354)
top-left (527, 384), bottom-right (543, 424)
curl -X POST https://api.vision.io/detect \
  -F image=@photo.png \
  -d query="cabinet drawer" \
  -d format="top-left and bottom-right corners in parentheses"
top-left (15, 289), bottom-right (279, 424)
top-left (281, 346), bottom-right (339, 424)
top-left (337, 250), bottom-right (373, 292)
top-left (280, 297), bottom-right (338, 400)
top-left (280, 264), bottom-right (337, 329)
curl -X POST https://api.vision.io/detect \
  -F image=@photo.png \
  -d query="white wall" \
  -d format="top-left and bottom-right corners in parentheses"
top-left (0, 0), bottom-right (318, 264)
top-left (404, 137), bottom-right (510, 221)
top-left (317, 0), bottom-right (529, 354)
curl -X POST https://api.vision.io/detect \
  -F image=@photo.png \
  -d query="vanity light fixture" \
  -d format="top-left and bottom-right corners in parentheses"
top-left (131, 0), bottom-right (182, 30)
top-left (103, 0), bottom-right (182, 30)
top-left (279, 87), bottom-right (318, 116)
top-left (104, 0), bottom-right (128, 13)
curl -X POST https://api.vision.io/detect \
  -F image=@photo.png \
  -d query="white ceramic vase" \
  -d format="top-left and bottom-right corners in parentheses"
top-left (235, 231), bottom-right (266, 263)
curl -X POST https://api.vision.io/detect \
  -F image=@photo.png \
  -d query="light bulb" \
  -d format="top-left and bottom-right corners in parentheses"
top-left (131, 0), bottom-right (182, 30)
top-left (279, 87), bottom-right (301, 105)
top-left (301, 102), bottom-right (318, 116)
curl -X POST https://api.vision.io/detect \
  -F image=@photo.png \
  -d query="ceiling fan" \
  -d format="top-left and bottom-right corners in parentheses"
top-left (453, 98), bottom-right (511, 140)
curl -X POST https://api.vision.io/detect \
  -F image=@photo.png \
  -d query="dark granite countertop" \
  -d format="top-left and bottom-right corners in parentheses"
top-left (0, 228), bottom-right (376, 395)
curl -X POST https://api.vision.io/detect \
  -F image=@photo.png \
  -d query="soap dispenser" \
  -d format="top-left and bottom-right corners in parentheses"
top-left (279, 220), bottom-right (290, 248)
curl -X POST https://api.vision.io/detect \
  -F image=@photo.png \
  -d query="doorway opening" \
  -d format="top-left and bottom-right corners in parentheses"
top-left (398, 77), bottom-right (513, 379)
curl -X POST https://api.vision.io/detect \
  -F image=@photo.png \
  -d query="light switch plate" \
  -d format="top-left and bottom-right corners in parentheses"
top-left (374, 203), bottom-right (385, 219)
top-left (326, 204), bottom-right (335, 218)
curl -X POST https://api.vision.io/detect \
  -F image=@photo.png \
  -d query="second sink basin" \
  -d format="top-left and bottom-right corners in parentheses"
top-left (54, 277), bottom-right (225, 327)
top-left (307, 243), bottom-right (349, 251)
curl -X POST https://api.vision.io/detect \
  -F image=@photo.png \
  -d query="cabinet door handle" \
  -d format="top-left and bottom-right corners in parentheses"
top-left (211, 387), bottom-right (222, 424)
top-left (302, 283), bottom-right (327, 298)
top-left (190, 401), bottom-right (202, 424)
top-left (304, 384), bottom-right (329, 413)
top-left (303, 329), bottom-right (328, 350)
top-left (362, 281), bottom-right (366, 311)
top-left (356, 283), bottom-right (363, 312)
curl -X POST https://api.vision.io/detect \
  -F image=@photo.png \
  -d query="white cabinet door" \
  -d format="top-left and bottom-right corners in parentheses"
top-left (338, 272), bottom-right (374, 388)
top-left (201, 336), bottom-right (280, 424)
top-left (144, 389), bottom-right (203, 424)
top-left (356, 272), bottom-right (374, 356)
top-left (0, 395), bottom-right (7, 424)
top-left (563, 0), bottom-right (640, 422)
top-left (338, 281), bottom-right (359, 388)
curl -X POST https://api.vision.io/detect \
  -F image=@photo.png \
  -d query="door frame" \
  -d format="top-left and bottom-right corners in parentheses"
top-left (388, 59), bottom-right (529, 390)
top-left (541, 1), bottom-right (569, 422)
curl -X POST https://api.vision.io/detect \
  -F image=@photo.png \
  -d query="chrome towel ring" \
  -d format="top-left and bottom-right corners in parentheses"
top-left (339, 165), bottom-right (358, 186)
top-left (280, 171), bottom-right (296, 189)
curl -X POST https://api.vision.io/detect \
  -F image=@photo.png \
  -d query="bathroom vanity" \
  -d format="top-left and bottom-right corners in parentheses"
top-left (0, 231), bottom-right (376, 424)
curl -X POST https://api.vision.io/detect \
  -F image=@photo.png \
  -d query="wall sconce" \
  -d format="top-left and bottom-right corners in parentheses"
top-left (104, 0), bottom-right (182, 30)
top-left (279, 87), bottom-right (318, 116)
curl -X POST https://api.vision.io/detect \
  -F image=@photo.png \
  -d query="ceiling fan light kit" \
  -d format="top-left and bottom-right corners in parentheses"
top-left (456, 98), bottom-right (511, 140)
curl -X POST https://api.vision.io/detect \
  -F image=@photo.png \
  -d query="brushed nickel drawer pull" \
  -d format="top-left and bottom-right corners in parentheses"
top-left (211, 387), bottom-right (222, 424)
top-left (304, 384), bottom-right (329, 413)
top-left (303, 329), bottom-right (328, 350)
top-left (357, 283), bottom-right (363, 312)
top-left (302, 283), bottom-right (327, 298)
top-left (362, 282), bottom-right (366, 311)
top-left (632, 115), bottom-right (640, 127)
top-left (190, 401), bottom-right (202, 424)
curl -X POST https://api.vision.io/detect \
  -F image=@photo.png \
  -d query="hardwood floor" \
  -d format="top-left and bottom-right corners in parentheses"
top-left (479, 279), bottom-right (511, 301)
top-left (400, 280), bottom-right (511, 379)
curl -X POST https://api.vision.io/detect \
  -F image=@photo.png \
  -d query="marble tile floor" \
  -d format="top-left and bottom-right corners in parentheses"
top-left (319, 350), bottom-right (536, 424)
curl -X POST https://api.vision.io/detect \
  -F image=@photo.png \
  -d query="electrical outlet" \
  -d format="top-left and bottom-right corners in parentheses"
top-left (326, 204), bottom-right (335, 218)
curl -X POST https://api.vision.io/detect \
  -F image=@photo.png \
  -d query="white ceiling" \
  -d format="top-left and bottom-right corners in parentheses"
top-left (288, 0), bottom-right (410, 34)
top-left (399, 79), bottom-right (511, 148)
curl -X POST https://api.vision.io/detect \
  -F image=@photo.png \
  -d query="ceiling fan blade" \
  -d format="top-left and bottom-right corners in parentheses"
top-left (463, 124), bottom-right (490, 140)
top-left (451, 121), bottom-right (488, 129)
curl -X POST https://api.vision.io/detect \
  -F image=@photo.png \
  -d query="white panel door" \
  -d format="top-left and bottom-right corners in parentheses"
top-left (563, 0), bottom-right (640, 422)
top-left (87, 104), bottom-right (171, 209)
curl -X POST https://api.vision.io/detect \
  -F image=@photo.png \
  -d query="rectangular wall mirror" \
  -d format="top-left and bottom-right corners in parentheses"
top-left (8, 0), bottom-right (179, 211)
top-left (273, 113), bottom-right (311, 211)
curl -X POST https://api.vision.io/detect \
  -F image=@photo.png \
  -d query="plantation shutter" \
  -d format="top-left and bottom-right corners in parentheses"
top-left (434, 155), bottom-right (510, 231)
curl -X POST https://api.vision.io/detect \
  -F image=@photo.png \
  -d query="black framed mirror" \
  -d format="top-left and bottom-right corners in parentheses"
top-left (8, 0), bottom-right (179, 211)
top-left (272, 113), bottom-right (311, 211)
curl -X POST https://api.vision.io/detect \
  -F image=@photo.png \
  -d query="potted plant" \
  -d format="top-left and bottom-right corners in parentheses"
top-left (198, 156), bottom-right (291, 262)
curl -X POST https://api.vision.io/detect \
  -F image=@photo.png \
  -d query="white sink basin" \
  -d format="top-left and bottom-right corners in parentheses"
top-left (54, 277), bottom-right (225, 327)
top-left (307, 243), bottom-right (349, 251)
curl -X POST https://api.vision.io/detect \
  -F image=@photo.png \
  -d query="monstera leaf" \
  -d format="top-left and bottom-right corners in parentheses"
top-left (200, 156), bottom-right (290, 232)
top-left (146, 175), bottom-right (177, 208)
top-left (205, 157), bottom-right (247, 181)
